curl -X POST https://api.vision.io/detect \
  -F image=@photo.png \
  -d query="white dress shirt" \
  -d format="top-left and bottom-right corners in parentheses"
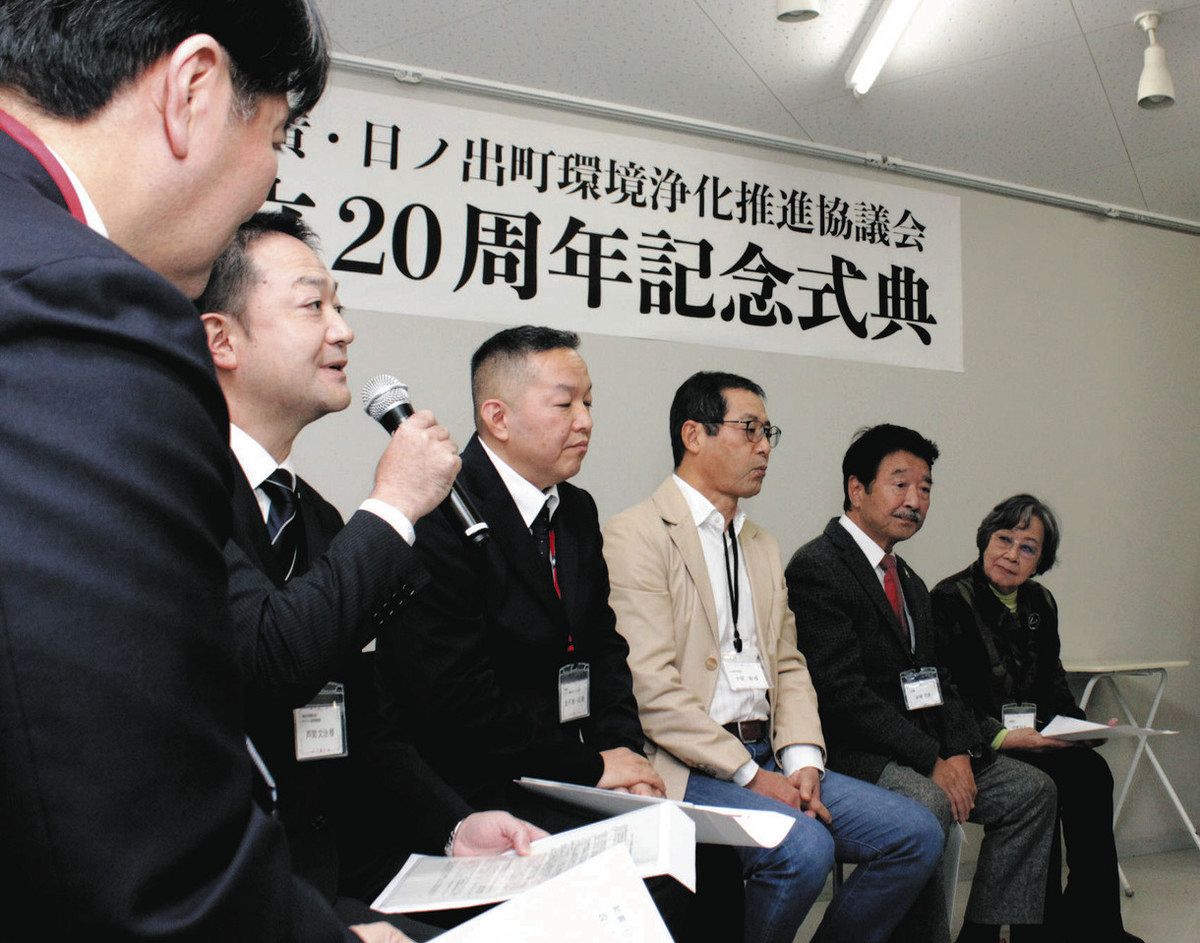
top-left (46, 144), bottom-right (107, 236)
top-left (674, 476), bottom-right (822, 783)
top-left (838, 514), bottom-right (914, 651)
top-left (479, 439), bottom-right (559, 525)
top-left (230, 424), bottom-right (415, 544)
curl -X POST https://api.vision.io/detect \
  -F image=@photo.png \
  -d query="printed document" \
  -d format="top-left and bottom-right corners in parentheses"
top-left (371, 802), bottom-right (694, 914)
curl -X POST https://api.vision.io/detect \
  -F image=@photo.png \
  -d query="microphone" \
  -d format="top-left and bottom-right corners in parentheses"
top-left (361, 375), bottom-right (490, 546)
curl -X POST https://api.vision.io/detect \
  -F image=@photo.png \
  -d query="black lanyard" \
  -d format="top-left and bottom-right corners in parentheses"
top-left (722, 524), bottom-right (743, 654)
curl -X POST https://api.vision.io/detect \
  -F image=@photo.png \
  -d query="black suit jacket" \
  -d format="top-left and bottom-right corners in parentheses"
top-left (227, 464), bottom-right (473, 902)
top-left (931, 562), bottom-right (1085, 745)
top-left (784, 518), bottom-right (983, 784)
top-left (375, 435), bottom-right (646, 809)
top-left (0, 125), bottom-right (349, 939)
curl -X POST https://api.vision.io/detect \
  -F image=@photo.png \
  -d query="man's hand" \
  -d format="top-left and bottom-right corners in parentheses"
top-left (787, 767), bottom-right (832, 824)
top-left (746, 767), bottom-right (801, 808)
top-left (597, 747), bottom-right (665, 797)
top-left (369, 409), bottom-right (461, 524)
top-left (450, 811), bottom-right (549, 857)
top-left (351, 923), bottom-right (412, 943)
top-left (931, 754), bottom-right (977, 823)
top-left (999, 728), bottom-right (1070, 751)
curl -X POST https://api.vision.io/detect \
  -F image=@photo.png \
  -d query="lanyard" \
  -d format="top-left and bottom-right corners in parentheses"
top-left (722, 524), bottom-right (744, 654)
top-left (0, 110), bottom-right (87, 224)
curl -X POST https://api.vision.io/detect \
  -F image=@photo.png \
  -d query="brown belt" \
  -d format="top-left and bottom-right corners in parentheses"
top-left (722, 719), bottom-right (767, 742)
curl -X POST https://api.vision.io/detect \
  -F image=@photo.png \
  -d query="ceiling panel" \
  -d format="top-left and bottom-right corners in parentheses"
top-left (800, 37), bottom-right (1128, 185)
top-left (311, 0), bottom-right (1200, 226)
top-left (359, 0), bottom-right (807, 137)
top-left (315, 0), bottom-right (521, 54)
top-left (1135, 145), bottom-right (1200, 217)
top-left (877, 0), bottom-right (1082, 88)
top-left (1037, 158), bottom-right (1147, 207)
top-left (1087, 4), bottom-right (1200, 160)
top-left (1071, 0), bottom-right (1200, 33)
top-left (694, 0), bottom-right (877, 107)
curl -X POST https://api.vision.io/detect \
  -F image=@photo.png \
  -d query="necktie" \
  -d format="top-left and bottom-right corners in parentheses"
top-left (531, 503), bottom-right (552, 561)
top-left (531, 502), bottom-right (564, 603)
top-left (262, 468), bottom-right (302, 581)
top-left (880, 553), bottom-right (907, 639)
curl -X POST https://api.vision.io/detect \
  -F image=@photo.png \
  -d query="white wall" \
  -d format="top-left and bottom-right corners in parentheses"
top-left (294, 72), bottom-right (1200, 856)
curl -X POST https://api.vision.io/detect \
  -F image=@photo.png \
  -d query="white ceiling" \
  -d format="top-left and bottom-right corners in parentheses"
top-left (314, 0), bottom-right (1200, 225)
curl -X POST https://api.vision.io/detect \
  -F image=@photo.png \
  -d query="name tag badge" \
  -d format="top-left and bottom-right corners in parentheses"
top-left (559, 662), bottom-right (591, 722)
top-left (1002, 702), bottom-right (1038, 730)
top-left (900, 667), bottom-right (944, 711)
top-left (293, 681), bottom-right (348, 762)
top-left (722, 652), bottom-right (770, 692)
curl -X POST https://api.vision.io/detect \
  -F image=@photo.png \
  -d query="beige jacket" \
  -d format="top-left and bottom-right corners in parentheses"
top-left (603, 476), bottom-right (824, 800)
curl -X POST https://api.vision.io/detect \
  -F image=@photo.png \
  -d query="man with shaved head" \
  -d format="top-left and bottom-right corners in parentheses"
top-left (373, 325), bottom-right (740, 939)
top-left (376, 325), bottom-right (661, 812)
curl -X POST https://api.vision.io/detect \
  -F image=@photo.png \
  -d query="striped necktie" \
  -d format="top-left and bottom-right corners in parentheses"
top-left (262, 468), bottom-right (302, 581)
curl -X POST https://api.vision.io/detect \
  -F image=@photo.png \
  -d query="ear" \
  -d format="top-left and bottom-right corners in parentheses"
top-left (847, 475), bottom-right (866, 510)
top-left (479, 398), bottom-right (509, 442)
top-left (201, 312), bottom-right (239, 371)
top-left (679, 419), bottom-right (706, 458)
top-left (159, 34), bottom-right (227, 161)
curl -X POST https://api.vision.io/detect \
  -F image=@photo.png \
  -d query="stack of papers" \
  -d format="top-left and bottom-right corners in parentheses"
top-left (371, 802), bottom-right (694, 914)
top-left (435, 845), bottom-right (674, 943)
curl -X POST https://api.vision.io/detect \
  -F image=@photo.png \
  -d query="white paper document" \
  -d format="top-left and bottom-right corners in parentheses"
top-left (370, 802), bottom-right (695, 914)
top-left (1040, 715), bottom-right (1178, 741)
top-left (434, 845), bottom-right (674, 943)
top-left (517, 776), bottom-right (795, 848)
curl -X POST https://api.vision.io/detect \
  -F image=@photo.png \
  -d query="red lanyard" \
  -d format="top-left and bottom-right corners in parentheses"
top-left (547, 528), bottom-right (574, 654)
top-left (0, 110), bottom-right (88, 224)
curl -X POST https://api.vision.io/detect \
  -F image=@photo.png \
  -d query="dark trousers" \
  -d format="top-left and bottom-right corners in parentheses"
top-left (1009, 747), bottom-right (1128, 943)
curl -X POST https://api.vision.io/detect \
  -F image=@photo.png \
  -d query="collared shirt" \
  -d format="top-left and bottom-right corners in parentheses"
top-left (479, 439), bottom-right (559, 527)
top-left (230, 424), bottom-right (414, 544)
top-left (839, 514), bottom-right (915, 651)
top-left (46, 144), bottom-right (107, 236)
top-left (674, 476), bottom-right (822, 782)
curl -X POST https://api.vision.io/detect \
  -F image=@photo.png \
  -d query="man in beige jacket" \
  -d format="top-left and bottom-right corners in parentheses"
top-left (603, 371), bottom-right (942, 943)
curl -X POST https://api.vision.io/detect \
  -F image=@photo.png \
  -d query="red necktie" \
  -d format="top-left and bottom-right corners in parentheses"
top-left (880, 554), bottom-right (906, 635)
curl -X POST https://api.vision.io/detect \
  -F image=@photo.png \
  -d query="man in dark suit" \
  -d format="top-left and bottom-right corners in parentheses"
top-left (198, 213), bottom-right (546, 939)
top-left (785, 424), bottom-right (1057, 943)
top-left (0, 2), bottom-right (364, 938)
top-left (375, 325), bottom-right (663, 811)
top-left (374, 326), bottom-right (740, 940)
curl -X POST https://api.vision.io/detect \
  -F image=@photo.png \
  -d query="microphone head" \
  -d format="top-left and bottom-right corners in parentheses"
top-left (362, 374), bottom-right (410, 421)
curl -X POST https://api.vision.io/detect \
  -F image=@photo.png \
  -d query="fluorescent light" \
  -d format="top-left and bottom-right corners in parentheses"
top-left (845, 0), bottom-right (921, 96)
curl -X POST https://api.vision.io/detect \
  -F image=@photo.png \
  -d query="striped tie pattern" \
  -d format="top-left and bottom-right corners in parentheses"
top-left (262, 468), bottom-right (301, 581)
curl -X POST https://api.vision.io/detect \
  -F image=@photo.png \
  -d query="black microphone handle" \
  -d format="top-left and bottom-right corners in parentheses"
top-left (375, 402), bottom-right (489, 546)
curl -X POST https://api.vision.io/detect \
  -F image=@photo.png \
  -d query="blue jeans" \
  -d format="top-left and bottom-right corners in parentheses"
top-left (683, 739), bottom-right (943, 943)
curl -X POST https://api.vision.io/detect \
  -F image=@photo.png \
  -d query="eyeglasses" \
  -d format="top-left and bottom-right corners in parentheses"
top-left (700, 418), bottom-right (782, 448)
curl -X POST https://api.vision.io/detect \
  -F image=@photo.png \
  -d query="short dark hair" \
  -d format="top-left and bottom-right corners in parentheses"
top-left (470, 325), bottom-right (580, 416)
top-left (976, 493), bottom-right (1060, 575)
top-left (195, 211), bottom-right (318, 325)
top-left (0, 0), bottom-right (328, 123)
top-left (841, 423), bottom-right (940, 511)
top-left (669, 371), bottom-right (765, 468)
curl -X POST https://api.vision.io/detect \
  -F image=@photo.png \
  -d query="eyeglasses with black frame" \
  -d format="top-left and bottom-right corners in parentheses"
top-left (699, 418), bottom-right (782, 448)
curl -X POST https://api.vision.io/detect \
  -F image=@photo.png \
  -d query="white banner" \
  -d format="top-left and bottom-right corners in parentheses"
top-left (272, 83), bottom-right (962, 371)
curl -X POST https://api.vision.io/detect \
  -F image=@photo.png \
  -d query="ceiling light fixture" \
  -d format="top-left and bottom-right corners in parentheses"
top-left (845, 0), bottom-right (920, 97)
top-left (777, 0), bottom-right (821, 21)
top-left (1135, 11), bottom-right (1175, 109)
